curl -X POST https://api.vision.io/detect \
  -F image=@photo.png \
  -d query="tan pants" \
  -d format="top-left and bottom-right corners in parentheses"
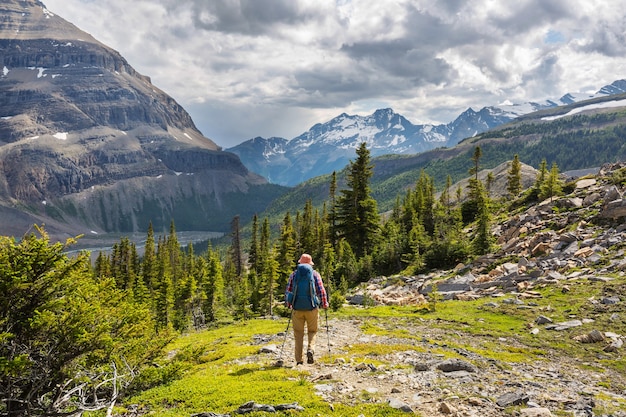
top-left (292, 308), bottom-right (319, 363)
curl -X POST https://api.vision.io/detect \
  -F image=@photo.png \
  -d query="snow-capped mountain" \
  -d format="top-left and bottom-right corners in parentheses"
top-left (227, 79), bottom-right (626, 186)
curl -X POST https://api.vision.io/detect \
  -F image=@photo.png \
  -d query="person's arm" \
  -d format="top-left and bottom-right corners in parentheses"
top-left (285, 271), bottom-right (296, 307)
top-left (314, 271), bottom-right (328, 308)
top-left (286, 271), bottom-right (295, 293)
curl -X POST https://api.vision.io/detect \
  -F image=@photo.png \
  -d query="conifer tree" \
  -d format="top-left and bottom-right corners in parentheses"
top-left (166, 220), bottom-right (182, 288)
top-left (440, 175), bottom-right (452, 213)
top-left (203, 246), bottom-right (225, 322)
top-left (154, 237), bottom-right (174, 329)
top-left (335, 142), bottom-right (379, 257)
top-left (328, 171), bottom-right (339, 247)
top-left (486, 171), bottom-right (495, 196)
top-left (262, 247), bottom-right (279, 315)
top-left (534, 158), bottom-right (549, 197)
top-left (507, 154), bottom-right (523, 197)
top-left (470, 146), bottom-right (482, 183)
top-left (471, 181), bottom-right (494, 255)
top-left (229, 215), bottom-right (244, 277)
top-left (539, 162), bottom-right (564, 202)
top-left (94, 251), bottom-right (111, 279)
top-left (335, 238), bottom-right (358, 288)
top-left (299, 199), bottom-right (315, 254)
top-left (0, 228), bottom-right (165, 416)
top-left (249, 214), bottom-right (260, 274)
top-left (276, 212), bottom-right (296, 293)
top-left (143, 222), bottom-right (157, 292)
top-left (319, 242), bottom-right (337, 293)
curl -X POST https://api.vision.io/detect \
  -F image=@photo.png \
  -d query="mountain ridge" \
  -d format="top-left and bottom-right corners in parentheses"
top-left (228, 79), bottom-right (626, 186)
top-left (0, 0), bottom-right (283, 240)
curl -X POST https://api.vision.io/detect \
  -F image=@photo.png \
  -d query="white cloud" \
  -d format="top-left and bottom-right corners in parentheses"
top-left (42, 0), bottom-right (626, 147)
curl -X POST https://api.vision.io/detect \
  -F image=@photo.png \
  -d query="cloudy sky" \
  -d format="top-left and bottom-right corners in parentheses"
top-left (42, 0), bottom-right (626, 148)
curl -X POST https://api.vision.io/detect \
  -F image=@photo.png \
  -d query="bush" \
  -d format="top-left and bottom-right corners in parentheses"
top-left (329, 292), bottom-right (345, 311)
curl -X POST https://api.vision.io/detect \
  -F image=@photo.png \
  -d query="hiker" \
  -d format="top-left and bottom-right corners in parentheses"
top-left (285, 253), bottom-right (328, 365)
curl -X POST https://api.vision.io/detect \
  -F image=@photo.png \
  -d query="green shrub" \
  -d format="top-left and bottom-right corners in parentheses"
top-left (330, 291), bottom-right (345, 311)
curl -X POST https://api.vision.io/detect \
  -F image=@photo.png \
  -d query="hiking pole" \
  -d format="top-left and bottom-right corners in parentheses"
top-left (325, 308), bottom-right (331, 356)
top-left (276, 310), bottom-right (292, 367)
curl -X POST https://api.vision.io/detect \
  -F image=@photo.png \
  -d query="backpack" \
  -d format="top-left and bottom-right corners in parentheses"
top-left (287, 263), bottom-right (320, 311)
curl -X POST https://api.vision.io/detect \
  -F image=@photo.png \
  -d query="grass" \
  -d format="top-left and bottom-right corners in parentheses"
top-left (84, 272), bottom-right (626, 416)
top-left (97, 318), bottom-right (414, 417)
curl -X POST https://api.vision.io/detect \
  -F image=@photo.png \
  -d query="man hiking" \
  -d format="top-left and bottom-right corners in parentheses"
top-left (285, 253), bottom-right (328, 365)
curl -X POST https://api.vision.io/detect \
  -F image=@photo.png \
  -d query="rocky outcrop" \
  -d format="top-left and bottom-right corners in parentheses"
top-left (349, 162), bottom-right (626, 308)
top-left (0, 0), bottom-right (281, 236)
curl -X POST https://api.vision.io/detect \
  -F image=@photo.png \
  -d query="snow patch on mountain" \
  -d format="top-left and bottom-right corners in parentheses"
top-left (542, 98), bottom-right (626, 121)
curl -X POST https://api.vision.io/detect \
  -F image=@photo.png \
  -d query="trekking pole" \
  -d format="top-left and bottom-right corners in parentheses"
top-left (276, 309), bottom-right (292, 367)
top-left (325, 308), bottom-right (331, 355)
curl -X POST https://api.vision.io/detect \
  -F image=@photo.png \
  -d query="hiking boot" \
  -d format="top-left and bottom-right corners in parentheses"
top-left (307, 351), bottom-right (314, 364)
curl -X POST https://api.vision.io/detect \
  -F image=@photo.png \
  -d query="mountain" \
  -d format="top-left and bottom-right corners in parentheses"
top-left (0, 0), bottom-right (287, 241)
top-left (228, 80), bottom-right (626, 186)
top-left (259, 92), bottom-right (626, 220)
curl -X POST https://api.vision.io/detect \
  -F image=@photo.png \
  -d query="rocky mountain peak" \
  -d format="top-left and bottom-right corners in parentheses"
top-left (0, 0), bottom-right (276, 239)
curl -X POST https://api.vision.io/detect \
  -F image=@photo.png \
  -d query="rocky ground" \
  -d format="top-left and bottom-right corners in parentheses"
top-left (254, 163), bottom-right (626, 417)
top-left (260, 314), bottom-right (625, 417)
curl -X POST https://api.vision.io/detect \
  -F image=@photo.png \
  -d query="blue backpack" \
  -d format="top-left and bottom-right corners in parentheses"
top-left (287, 263), bottom-right (320, 311)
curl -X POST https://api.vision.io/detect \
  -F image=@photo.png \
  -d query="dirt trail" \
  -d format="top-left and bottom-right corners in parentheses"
top-left (268, 316), bottom-right (625, 417)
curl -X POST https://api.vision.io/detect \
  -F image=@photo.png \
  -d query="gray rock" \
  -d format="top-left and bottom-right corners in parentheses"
top-left (583, 192), bottom-right (602, 206)
top-left (520, 407), bottom-right (553, 416)
top-left (536, 315), bottom-right (553, 325)
top-left (235, 401), bottom-right (276, 414)
top-left (604, 185), bottom-right (622, 202)
top-left (191, 413), bottom-right (230, 417)
top-left (576, 179), bottom-right (596, 189)
top-left (545, 320), bottom-right (583, 331)
top-left (259, 344), bottom-right (278, 354)
top-left (601, 296), bottom-right (621, 305)
top-left (436, 359), bottom-right (477, 373)
top-left (496, 391), bottom-right (529, 407)
top-left (387, 398), bottom-right (413, 413)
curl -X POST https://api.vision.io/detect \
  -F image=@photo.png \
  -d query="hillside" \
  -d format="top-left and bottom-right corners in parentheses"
top-left (115, 162), bottom-right (626, 417)
top-left (0, 0), bottom-right (286, 242)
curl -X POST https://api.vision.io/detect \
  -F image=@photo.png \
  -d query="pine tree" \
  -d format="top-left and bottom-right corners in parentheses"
top-left (506, 154), bottom-right (523, 197)
top-left (534, 158), bottom-right (549, 197)
top-left (249, 214), bottom-right (260, 274)
top-left (155, 237), bottom-right (174, 329)
top-left (335, 142), bottom-right (380, 257)
top-left (486, 172), bottom-right (495, 196)
top-left (143, 222), bottom-right (157, 293)
top-left (329, 171), bottom-right (339, 248)
top-left (299, 199), bottom-right (315, 254)
top-left (203, 246), bottom-right (225, 322)
top-left (539, 162), bottom-right (564, 202)
top-left (470, 146), bottom-right (482, 183)
top-left (276, 212), bottom-right (296, 293)
top-left (229, 215), bottom-right (243, 277)
top-left (471, 181), bottom-right (494, 255)
top-left (94, 251), bottom-right (111, 279)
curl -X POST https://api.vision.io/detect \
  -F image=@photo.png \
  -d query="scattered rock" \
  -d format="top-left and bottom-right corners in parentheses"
top-left (259, 344), bottom-right (278, 354)
top-left (573, 329), bottom-right (605, 343)
top-left (545, 320), bottom-right (583, 331)
top-left (436, 359), bottom-right (477, 373)
top-left (496, 392), bottom-right (529, 407)
top-left (191, 413), bottom-right (229, 417)
top-left (520, 407), bottom-right (553, 417)
top-left (387, 398), bottom-right (413, 413)
top-left (439, 401), bottom-right (457, 414)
